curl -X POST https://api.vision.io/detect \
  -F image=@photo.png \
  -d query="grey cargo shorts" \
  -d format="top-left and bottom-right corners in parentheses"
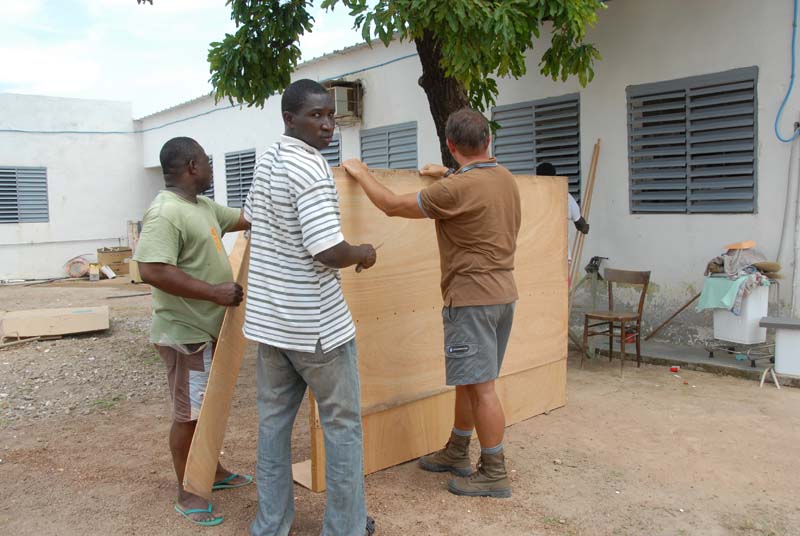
top-left (442, 302), bottom-right (516, 386)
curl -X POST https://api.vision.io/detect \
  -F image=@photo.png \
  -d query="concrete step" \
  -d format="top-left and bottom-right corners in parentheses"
top-left (574, 337), bottom-right (799, 388)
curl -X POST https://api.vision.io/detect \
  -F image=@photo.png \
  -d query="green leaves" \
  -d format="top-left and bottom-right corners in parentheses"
top-left (209, 0), bottom-right (607, 111)
top-left (540, 32), bottom-right (602, 87)
top-left (208, 0), bottom-right (315, 107)
top-left (342, 0), bottom-right (606, 111)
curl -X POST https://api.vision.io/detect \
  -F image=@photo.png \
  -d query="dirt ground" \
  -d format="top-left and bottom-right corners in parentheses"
top-left (1, 280), bottom-right (798, 536)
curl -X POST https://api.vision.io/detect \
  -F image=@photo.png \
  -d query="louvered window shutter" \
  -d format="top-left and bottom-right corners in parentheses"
top-left (628, 88), bottom-right (688, 212)
top-left (627, 67), bottom-right (757, 213)
top-left (533, 96), bottom-right (581, 198)
top-left (225, 149), bottom-right (256, 208)
top-left (0, 167), bottom-right (48, 224)
top-left (320, 135), bottom-right (342, 167)
top-left (360, 122), bottom-right (418, 170)
top-left (0, 168), bottom-right (20, 223)
top-left (493, 94), bottom-right (581, 201)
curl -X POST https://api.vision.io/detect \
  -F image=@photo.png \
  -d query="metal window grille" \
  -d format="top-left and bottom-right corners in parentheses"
top-left (627, 67), bottom-right (758, 214)
top-left (492, 94), bottom-right (581, 200)
top-left (360, 122), bottom-right (418, 170)
top-left (225, 149), bottom-right (256, 208)
top-left (0, 166), bottom-right (48, 224)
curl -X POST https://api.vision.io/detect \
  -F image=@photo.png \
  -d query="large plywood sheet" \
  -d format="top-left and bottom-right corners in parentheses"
top-left (294, 361), bottom-right (566, 491)
top-left (334, 169), bottom-right (567, 412)
top-left (362, 360), bottom-right (566, 479)
top-left (294, 170), bottom-right (568, 491)
top-left (183, 233), bottom-right (250, 500)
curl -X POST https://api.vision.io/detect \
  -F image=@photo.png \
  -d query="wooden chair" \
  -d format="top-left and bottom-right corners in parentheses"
top-left (581, 269), bottom-right (651, 374)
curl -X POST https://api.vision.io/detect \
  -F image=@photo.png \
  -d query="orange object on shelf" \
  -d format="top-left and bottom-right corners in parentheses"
top-left (724, 239), bottom-right (756, 250)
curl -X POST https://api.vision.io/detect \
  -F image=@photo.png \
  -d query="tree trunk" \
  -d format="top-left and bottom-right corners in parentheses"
top-left (414, 31), bottom-right (470, 169)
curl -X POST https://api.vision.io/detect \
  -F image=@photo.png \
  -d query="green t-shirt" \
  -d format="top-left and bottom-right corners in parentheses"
top-left (133, 191), bottom-right (241, 345)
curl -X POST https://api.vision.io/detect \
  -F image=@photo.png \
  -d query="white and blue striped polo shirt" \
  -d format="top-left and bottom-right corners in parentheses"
top-left (243, 135), bottom-right (355, 353)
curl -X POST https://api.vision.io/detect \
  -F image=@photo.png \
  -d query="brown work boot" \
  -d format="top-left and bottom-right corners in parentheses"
top-left (447, 451), bottom-right (511, 498)
top-left (418, 431), bottom-right (472, 477)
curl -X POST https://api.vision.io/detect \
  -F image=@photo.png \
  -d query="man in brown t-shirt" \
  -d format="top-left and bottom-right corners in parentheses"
top-left (343, 108), bottom-right (521, 499)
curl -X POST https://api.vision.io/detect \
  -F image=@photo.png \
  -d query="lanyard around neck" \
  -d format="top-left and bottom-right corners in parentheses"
top-left (457, 161), bottom-right (498, 174)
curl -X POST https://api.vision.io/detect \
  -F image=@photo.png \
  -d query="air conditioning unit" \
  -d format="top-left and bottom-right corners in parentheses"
top-left (330, 86), bottom-right (354, 117)
top-left (325, 80), bottom-right (362, 119)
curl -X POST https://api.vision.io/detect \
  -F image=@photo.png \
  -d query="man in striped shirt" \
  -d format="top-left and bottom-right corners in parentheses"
top-left (244, 79), bottom-right (377, 536)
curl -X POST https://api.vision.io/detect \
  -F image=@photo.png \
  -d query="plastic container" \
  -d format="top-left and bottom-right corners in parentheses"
top-left (712, 284), bottom-right (768, 344)
top-left (100, 265), bottom-right (117, 279)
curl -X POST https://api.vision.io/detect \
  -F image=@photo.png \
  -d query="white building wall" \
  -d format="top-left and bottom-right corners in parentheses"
top-left (582, 0), bottom-right (790, 282)
top-left (0, 94), bottom-right (156, 280)
top-left (491, 0), bottom-right (797, 340)
top-left (4, 0), bottom-right (795, 341)
top-left (137, 40), bottom-right (430, 250)
top-left (138, 40), bottom-right (430, 170)
top-left (135, 0), bottom-right (795, 341)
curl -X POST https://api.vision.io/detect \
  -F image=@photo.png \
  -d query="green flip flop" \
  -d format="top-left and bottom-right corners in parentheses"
top-left (174, 502), bottom-right (224, 527)
top-left (212, 473), bottom-right (253, 490)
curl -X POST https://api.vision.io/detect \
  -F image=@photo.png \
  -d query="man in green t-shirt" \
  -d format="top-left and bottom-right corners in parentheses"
top-left (134, 137), bottom-right (252, 527)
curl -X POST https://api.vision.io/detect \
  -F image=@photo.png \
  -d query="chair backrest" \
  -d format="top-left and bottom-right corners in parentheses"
top-left (604, 269), bottom-right (651, 317)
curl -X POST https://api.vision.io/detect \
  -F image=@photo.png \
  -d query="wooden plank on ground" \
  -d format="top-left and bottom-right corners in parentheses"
top-left (183, 233), bottom-right (250, 500)
top-left (0, 306), bottom-right (110, 341)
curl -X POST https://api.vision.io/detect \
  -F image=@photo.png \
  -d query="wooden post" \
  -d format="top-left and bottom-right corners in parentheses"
top-left (568, 140), bottom-right (601, 359)
top-left (569, 139), bottom-right (601, 291)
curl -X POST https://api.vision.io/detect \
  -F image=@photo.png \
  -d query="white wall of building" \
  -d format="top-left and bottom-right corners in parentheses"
top-left (135, 0), bottom-right (796, 341)
top-left (493, 0), bottom-right (798, 340)
top-left (136, 40), bottom-right (431, 251)
top-left (0, 94), bottom-right (158, 280)
top-left (137, 40), bottom-right (431, 181)
top-left (3, 0), bottom-right (795, 341)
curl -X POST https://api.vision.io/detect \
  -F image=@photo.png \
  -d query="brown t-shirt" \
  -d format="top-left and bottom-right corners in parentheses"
top-left (418, 158), bottom-right (521, 307)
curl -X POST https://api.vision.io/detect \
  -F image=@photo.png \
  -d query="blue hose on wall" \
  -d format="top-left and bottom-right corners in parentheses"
top-left (776, 0), bottom-right (800, 142)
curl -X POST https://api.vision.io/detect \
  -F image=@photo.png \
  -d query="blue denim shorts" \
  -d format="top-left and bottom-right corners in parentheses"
top-left (442, 302), bottom-right (516, 386)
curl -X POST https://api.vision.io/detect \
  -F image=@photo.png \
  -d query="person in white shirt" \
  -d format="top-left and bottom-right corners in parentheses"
top-left (244, 79), bottom-right (376, 536)
top-left (536, 162), bottom-right (588, 285)
top-left (536, 162), bottom-right (590, 235)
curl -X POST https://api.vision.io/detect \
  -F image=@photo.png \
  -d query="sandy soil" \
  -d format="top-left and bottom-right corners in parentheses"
top-left (1, 281), bottom-right (798, 536)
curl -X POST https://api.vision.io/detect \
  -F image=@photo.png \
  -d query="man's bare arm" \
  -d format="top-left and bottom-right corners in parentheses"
top-left (342, 159), bottom-right (425, 219)
top-left (227, 212), bottom-right (251, 232)
top-left (314, 241), bottom-right (376, 270)
top-left (138, 262), bottom-right (243, 306)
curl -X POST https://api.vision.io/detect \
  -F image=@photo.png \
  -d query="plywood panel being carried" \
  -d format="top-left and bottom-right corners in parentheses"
top-left (183, 233), bottom-right (250, 500)
top-left (293, 168), bottom-right (568, 491)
